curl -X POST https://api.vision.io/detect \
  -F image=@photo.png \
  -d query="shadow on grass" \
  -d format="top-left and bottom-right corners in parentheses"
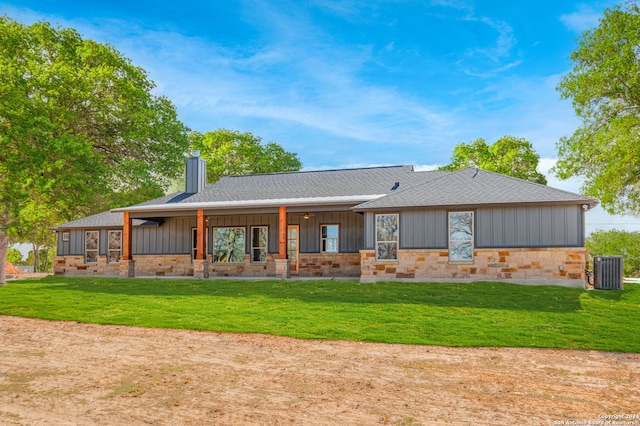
top-left (21, 275), bottom-right (593, 313)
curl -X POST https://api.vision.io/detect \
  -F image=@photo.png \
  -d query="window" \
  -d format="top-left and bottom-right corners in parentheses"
top-left (85, 230), bottom-right (99, 264)
top-left (251, 226), bottom-right (268, 262)
top-left (321, 225), bottom-right (339, 253)
top-left (62, 232), bottom-right (69, 242)
top-left (213, 227), bottom-right (245, 263)
top-left (375, 214), bottom-right (398, 261)
top-left (449, 211), bottom-right (474, 262)
top-left (192, 228), bottom-right (209, 260)
top-left (108, 230), bottom-right (122, 264)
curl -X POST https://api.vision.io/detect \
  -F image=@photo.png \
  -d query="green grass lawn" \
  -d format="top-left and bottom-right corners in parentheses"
top-left (1, 276), bottom-right (638, 352)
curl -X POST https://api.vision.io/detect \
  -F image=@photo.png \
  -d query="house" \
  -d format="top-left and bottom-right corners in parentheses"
top-left (53, 153), bottom-right (597, 286)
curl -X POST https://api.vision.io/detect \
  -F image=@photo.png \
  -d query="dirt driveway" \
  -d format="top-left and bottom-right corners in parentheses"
top-left (0, 316), bottom-right (638, 425)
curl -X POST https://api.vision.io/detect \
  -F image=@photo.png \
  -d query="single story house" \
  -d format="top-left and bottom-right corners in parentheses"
top-left (53, 154), bottom-right (597, 286)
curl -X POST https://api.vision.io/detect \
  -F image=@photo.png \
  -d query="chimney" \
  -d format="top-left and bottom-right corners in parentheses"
top-left (185, 150), bottom-right (207, 193)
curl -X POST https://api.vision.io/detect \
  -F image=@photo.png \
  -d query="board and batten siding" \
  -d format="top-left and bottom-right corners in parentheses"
top-left (475, 205), bottom-right (584, 248)
top-left (208, 211), bottom-right (363, 254)
top-left (57, 211), bottom-right (365, 259)
top-left (363, 205), bottom-right (585, 251)
top-left (57, 229), bottom-right (87, 256)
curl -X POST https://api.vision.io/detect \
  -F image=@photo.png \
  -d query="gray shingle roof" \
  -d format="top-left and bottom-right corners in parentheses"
top-left (52, 211), bottom-right (161, 230)
top-left (54, 165), bottom-right (597, 228)
top-left (354, 167), bottom-right (596, 210)
top-left (52, 211), bottom-right (124, 230)
top-left (186, 165), bottom-right (419, 203)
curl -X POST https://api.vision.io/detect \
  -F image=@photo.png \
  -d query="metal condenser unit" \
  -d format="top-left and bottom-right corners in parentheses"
top-left (593, 256), bottom-right (624, 290)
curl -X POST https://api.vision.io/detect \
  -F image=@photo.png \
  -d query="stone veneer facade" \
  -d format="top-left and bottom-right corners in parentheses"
top-left (360, 248), bottom-right (587, 286)
top-left (54, 253), bottom-right (361, 278)
top-left (55, 249), bottom-right (585, 285)
top-left (54, 256), bottom-right (121, 276)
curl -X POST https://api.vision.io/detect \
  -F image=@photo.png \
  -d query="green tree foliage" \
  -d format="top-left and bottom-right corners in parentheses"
top-left (189, 129), bottom-right (302, 183)
top-left (6, 247), bottom-right (23, 265)
top-left (439, 136), bottom-right (547, 184)
top-left (555, 3), bottom-right (640, 214)
top-left (0, 17), bottom-right (190, 284)
top-left (586, 229), bottom-right (640, 277)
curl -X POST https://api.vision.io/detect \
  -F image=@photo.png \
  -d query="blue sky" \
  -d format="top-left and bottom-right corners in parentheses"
top-left (3, 0), bottom-right (639, 233)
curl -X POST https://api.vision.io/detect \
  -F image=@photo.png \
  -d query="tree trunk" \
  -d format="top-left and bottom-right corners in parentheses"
top-left (0, 230), bottom-right (8, 286)
top-left (42, 247), bottom-right (50, 273)
top-left (33, 243), bottom-right (41, 273)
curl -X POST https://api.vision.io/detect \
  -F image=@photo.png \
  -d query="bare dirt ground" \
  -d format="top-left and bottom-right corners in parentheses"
top-left (0, 316), bottom-right (638, 426)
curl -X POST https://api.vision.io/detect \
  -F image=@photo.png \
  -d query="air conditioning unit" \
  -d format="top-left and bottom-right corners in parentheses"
top-left (593, 256), bottom-right (624, 290)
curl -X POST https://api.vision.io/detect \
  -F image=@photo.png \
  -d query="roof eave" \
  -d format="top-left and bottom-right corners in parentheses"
top-left (353, 199), bottom-right (599, 211)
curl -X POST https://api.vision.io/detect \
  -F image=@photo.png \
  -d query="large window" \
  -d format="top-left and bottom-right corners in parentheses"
top-left (251, 226), bottom-right (268, 262)
top-left (107, 230), bottom-right (122, 264)
top-left (213, 227), bottom-right (245, 263)
top-left (321, 224), bottom-right (339, 253)
top-left (449, 211), bottom-right (474, 262)
top-left (85, 230), bottom-right (99, 264)
top-left (375, 214), bottom-right (398, 261)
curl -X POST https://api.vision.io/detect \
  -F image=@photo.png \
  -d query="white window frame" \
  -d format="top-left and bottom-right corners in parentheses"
top-left (251, 226), bottom-right (268, 263)
top-left (320, 224), bottom-right (339, 253)
top-left (448, 211), bottom-right (474, 262)
top-left (107, 230), bottom-right (122, 264)
top-left (62, 231), bottom-right (70, 242)
top-left (213, 227), bottom-right (245, 263)
top-left (375, 214), bottom-right (399, 262)
top-left (85, 230), bottom-right (99, 264)
top-left (191, 227), bottom-right (210, 261)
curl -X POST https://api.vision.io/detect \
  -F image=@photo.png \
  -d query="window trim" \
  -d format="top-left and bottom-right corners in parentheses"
top-left (85, 230), bottom-right (99, 264)
top-left (448, 211), bottom-right (474, 262)
top-left (62, 231), bottom-right (70, 242)
top-left (250, 226), bottom-right (268, 263)
top-left (107, 230), bottom-right (122, 264)
top-left (212, 226), bottom-right (246, 263)
top-left (320, 224), bottom-right (339, 253)
top-left (375, 213), bottom-right (399, 262)
top-left (191, 227), bottom-right (210, 261)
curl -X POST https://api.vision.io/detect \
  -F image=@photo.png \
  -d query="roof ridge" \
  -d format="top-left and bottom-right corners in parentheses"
top-left (220, 164), bottom-right (413, 179)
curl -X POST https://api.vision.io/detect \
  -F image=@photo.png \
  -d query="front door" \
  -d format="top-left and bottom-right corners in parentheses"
top-left (287, 225), bottom-right (299, 275)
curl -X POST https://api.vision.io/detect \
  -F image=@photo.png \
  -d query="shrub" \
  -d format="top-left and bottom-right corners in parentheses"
top-left (586, 229), bottom-right (640, 277)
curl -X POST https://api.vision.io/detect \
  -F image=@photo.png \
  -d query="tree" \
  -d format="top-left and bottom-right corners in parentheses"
top-left (439, 136), bottom-right (547, 184)
top-left (0, 17), bottom-right (190, 285)
top-left (189, 129), bottom-right (302, 183)
top-left (586, 229), bottom-right (640, 277)
top-left (6, 247), bottom-right (22, 265)
top-left (555, 2), bottom-right (640, 215)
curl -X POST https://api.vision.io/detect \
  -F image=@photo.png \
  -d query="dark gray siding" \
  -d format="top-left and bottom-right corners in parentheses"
top-left (57, 229), bottom-right (89, 256)
top-left (476, 205), bottom-right (584, 248)
top-left (133, 217), bottom-right (195, 255)
top-left (363, 204), bottom-right (585, 250)
top-left (364, 210), bottom-right (448, 250)
top-left (400, 209), bottom-right (448, 249)
top-left (209, 211), bottom-right (363, 254)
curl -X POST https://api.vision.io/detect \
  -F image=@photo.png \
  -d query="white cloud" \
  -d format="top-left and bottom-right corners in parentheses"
top-left (559, 5), bottom-right (603, 33)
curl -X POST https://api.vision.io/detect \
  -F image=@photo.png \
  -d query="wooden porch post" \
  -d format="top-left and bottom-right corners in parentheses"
top-left (279, 206), bottom-right (287, 259)
top-left (193, 209), bottom-right (209, 278)
top-left (196, 209), bottom-right (206, 260)
top-left (120, 211), bottom-right (135, 278)
top-left (122, 211), bottom-right (132, 261)
top-left (276, 206), bottom-right (290, 279)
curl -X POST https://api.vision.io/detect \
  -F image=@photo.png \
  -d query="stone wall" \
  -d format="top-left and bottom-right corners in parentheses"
top-left (209, 254), bottom-right (276, 277)
top-left (298, 253), bottom-right (361, 277)
top-left (360, 248), bottom-right (588, 286)
top-left (55, 252), bottom-right (362, 278)
top-left (53, 256), bottom-right (120, 276)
